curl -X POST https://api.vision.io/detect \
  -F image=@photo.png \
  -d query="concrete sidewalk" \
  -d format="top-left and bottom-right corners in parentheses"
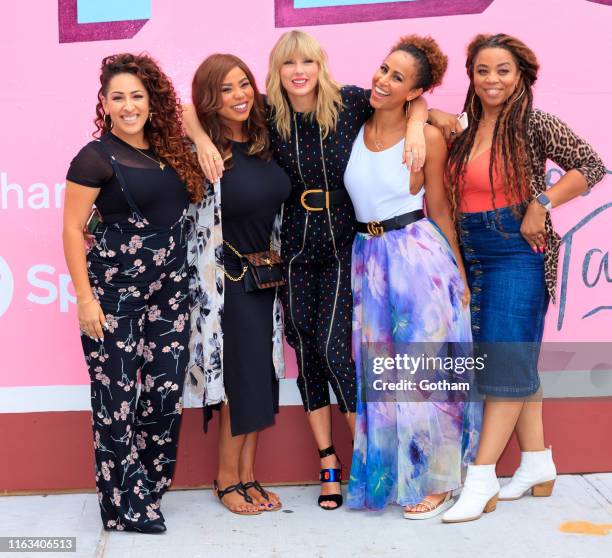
top-left (2, 474), bottom-right (611, 558)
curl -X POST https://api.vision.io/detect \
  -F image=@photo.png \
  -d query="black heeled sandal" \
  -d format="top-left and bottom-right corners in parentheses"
top-left (213, 480), bottom-right (262, 515)
top-left (317, 445), bottom-right (343, 510)
top-left (242, 480), bottom-right (282, 511)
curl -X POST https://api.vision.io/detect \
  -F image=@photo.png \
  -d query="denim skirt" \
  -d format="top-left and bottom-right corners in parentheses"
top-left (459, 205), bottom-right (549, 397)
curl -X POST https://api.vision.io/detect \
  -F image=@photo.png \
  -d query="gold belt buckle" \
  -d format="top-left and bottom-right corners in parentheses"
top-left (367, 221), bottom-right (384, 237)
top-left (300, 189), bottom-right (328, 212)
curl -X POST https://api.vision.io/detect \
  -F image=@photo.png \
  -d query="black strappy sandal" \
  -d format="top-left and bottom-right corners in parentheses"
top-left (213, 480), bottom-right (262, 515)
top-left (242, 480), bottom-right (282, 511)
top-left (317, 445), bottom-right (343, 510)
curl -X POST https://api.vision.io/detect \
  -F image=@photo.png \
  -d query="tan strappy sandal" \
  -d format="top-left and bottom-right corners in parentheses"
top-left (403, 491), bottom-right (454, 520)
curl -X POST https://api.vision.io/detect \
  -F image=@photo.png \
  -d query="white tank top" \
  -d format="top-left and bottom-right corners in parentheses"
top-left (344, 125), bottom-right (424, 223)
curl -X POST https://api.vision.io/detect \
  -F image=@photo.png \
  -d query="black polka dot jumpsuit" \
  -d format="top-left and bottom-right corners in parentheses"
top-left (268, 86), bottom-right (372, 413)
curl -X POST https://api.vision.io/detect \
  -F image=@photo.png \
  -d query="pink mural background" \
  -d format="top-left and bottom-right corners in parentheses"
top-left (0, 0), bottom-right (609, 401)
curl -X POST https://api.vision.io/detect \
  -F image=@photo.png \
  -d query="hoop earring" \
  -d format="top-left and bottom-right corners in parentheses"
top-left (405, 99), bottom-right (411, 119)
top-left (470, 94), bottom-right (480, 120)
top-left (148, 112), bottom-right (153, 124)
top-left (104, 114), bottom-right (113, 129)
top-left (511, 86), bottom-right (526, 105)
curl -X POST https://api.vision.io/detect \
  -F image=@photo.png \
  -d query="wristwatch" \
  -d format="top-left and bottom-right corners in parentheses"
top-left (535, 193), bottom-right (552, 211)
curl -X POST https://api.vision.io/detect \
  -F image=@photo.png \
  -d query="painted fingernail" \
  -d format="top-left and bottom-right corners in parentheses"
top-left (532, 247), bottom-right (537, 252)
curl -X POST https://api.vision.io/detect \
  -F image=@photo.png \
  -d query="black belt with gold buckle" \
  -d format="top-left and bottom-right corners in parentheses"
top-left (289, 188), bottom-right (351, 212)
top-left (356, 210), bottom-right (425, 237)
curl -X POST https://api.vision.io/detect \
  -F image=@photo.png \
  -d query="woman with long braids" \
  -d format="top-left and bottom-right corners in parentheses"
top-left (184, 30), bottom-right (428, 510)
top-left (428, 34), bottom-right (606, 523)
top-left (63, 53), bottom-right (203, 532)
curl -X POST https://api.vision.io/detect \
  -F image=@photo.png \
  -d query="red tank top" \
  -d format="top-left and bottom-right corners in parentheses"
top-left (458, 148), bottom-right (522, 212)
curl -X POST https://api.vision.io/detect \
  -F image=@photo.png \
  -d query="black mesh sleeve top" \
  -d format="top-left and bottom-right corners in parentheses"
top-left (66, 133), bottom-right (190, 227)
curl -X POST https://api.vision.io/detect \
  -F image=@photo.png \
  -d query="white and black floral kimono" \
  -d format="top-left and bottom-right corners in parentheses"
top-left (184, 179), bottom-right (285, 409)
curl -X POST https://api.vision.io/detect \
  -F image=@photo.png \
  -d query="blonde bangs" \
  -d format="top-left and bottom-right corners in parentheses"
top-left (273, 30), bottom-right (322, 67)
top-left (266, 30), bottom-right (343, 141)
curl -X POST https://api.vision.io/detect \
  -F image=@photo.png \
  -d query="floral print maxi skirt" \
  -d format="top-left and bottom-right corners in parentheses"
top-left (347, 219), bottom-right (482, 510)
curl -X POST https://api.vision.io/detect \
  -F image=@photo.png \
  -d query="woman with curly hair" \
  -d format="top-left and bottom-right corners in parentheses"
top-left (184, 30), bottom-right (428, 510)
top-left (63, 53), bottom-right (203, 532)
top-left (188, 54), bottom-right (290, 515)
top-left (428, 34), bottom-right (606, 523)
top-left (343, 35), bottom-right (480, 520)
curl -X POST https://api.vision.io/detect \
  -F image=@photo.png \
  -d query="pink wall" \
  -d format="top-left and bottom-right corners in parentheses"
top-left (0, 0), bottom-right (610, 399)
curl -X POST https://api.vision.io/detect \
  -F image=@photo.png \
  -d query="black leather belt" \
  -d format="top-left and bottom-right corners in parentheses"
top-left (356, 210), bottom-right (425, 236)
top-left (289, 188), bottom-right (351, 211)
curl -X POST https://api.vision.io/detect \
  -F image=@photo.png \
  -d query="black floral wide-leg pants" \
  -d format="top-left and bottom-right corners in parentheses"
top-left (82, 160), bottom-right (189, 530)
top-left (84, 213), bottom-right (189, 530)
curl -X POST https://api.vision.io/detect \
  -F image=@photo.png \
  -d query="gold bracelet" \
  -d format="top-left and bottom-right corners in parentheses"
top-left (77, 297), bottom-right (96, 305)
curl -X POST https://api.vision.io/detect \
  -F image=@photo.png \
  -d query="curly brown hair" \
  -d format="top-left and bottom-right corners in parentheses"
top-left (445, 34), bottom-right (540, 224)
top-left (192, 54), bottom-right (270, 169)
top-left (94, 53), bottom-right (204, 202)
top-left (390, 35), bottom-right (448, 92)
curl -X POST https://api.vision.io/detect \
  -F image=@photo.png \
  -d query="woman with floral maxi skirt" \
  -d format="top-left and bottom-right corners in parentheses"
top-left (345, 36), bottom-right (481, 519)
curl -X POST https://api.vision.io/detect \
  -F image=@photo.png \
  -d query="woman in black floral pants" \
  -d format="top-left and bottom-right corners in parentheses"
top-left (63, 54), bottom-right (203, 533)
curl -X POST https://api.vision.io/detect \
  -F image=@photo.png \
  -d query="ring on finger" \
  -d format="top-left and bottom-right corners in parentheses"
top-left (212, 154), bottom-right (220, 161)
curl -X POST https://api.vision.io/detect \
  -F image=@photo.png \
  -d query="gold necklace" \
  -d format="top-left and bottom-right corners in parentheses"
top-left (369, 122), bottom-right (386, 151)
top-left (369, 121), bottom-right (403, 151)
top-left (132, 145), bottom-right (166, 171)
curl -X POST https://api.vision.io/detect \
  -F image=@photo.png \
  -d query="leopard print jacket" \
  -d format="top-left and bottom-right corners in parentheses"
top-left (526, 109), bottom-right (606, 302)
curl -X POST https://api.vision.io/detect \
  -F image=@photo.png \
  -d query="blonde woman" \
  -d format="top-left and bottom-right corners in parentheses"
top-left (184, 30), bottom-right (428, 509)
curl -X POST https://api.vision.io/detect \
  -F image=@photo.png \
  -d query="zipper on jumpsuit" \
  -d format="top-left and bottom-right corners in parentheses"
top-left (289, 113), bottom-right (350, 415)
top-left (288, 113), bottom-right (312, 412)
top-left (317, 129), bottom-right (350, 415)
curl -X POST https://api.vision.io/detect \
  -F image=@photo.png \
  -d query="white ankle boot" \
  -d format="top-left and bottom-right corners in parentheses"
top-left (442, 464), bottom-right (500, 523)
top-left (498, 448), bottom-right (556, 501)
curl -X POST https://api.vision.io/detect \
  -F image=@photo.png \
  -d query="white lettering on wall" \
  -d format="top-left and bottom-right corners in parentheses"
top-left (1, 172), bottom-right (66, 210)
top-left (0, 256), bottom-right (14, 317)
top-left (27, 264), bottom-right (75, 312)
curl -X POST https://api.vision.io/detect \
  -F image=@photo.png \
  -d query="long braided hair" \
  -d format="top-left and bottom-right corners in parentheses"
top-left (446, 34), bottom-right (539, 224)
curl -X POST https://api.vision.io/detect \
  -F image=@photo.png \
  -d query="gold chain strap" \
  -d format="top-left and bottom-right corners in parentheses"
top-left (222, 234), bottom-right (277, 282)
top-left (222, 240), bottom-right (248, 281)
